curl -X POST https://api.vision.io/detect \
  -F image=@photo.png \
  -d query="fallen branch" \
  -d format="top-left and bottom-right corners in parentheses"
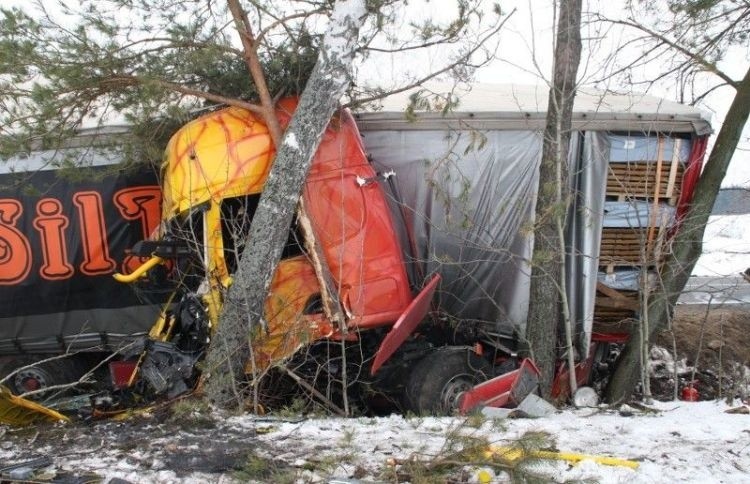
top-left (3, 341), bottom-right (138, 401)
top-left (281, 365), bottom-right (347, 417)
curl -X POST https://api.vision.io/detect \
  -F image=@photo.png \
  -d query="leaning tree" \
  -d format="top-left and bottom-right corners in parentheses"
top-left (594, 0), bottom-right (750, 402)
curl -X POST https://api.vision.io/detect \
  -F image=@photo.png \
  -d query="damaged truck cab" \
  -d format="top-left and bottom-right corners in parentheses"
top-left (118, 98), bottom-right (456, 408)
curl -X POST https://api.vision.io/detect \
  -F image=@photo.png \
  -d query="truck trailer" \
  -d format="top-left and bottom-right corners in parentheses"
top-left (0, 84), bottom-right (710, 418)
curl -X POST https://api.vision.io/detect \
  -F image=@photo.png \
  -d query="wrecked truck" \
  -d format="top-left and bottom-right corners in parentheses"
top-left (107, 96), bottom-right (542, 414)
top-left (0, 84), bottom-right (710, 417)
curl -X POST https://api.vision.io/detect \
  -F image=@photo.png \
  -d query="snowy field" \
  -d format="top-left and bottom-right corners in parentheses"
top-left (248, 401), bottom-right (750, 484)
top-left (693, 215), bottom-right (750, 277)
top-left (695, 156), bottom-right (750, 277)
top-left (2, 400), bottom-right (749, 483)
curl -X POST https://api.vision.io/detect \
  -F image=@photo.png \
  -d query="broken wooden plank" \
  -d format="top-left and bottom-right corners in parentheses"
top-left (297, 200), bottom-right (346, 331)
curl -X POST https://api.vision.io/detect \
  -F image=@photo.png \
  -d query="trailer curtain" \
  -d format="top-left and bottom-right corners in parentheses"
top-left (363, 128), bottom-right (609, 351)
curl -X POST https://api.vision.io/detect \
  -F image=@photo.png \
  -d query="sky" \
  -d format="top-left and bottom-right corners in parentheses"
top-left (6, 0), bottom-right (749, 187)
top-left (482, 0), bottom-right (748, 188)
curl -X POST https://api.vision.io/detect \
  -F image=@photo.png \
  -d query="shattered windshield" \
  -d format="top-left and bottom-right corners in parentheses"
top-left (162, 205), bottom-right (206, 290)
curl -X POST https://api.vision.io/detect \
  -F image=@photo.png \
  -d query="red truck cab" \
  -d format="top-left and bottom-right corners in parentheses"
top-left (129, 98), bottom-right (413, 373)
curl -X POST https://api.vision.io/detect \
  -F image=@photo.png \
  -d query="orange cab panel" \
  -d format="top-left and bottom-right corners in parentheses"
top-left (162, 98), bottom-right (413, 334)
top-left (274, 100), bottom-right (413, 328)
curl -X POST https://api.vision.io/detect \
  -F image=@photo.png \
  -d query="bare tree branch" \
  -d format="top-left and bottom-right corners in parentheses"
top-left (595, 15), bottom-right (738, 88)
top-left (227, 0), bottom-right (284, 145)
top-left (346, 8), bottom-right (516, 107)
top-left (99, 75), bottom-right (265, 114)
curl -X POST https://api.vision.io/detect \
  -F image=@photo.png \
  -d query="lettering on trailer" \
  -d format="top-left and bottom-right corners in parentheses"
top-left (0, 200), bottom-right (32, 285)
top-left (0, 162), bottom-right (168, 344)
top-left (0, 187), bottom-right (161, 285)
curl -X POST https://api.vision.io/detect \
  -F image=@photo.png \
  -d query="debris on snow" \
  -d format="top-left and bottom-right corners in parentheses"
top-left (2, 400), bottom-right (749, 483)
top-left (649, 343), bottom-right (750, 401)
top-left (572, 386), bottom-right (600, 408)
top-left (516, 393), bottom-right (556, 417)
top-left (724, 405), bottom-right (749, 414)
top-left (650, 345), bottom-right (689, 379)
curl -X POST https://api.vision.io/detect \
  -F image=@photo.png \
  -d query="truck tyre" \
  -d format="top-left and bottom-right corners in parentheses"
top-left (0, 356), bottom-right (80, 398)
top-left (404, 347), bottom-right (490, 415)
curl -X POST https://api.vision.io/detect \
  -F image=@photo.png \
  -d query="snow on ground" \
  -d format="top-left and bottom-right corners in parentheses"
top-left (693, 214), bottom-right (750, 277)
top-left (723, 152), bottom-right (750, 189)
top-left (2, 400), bottom-right (749, 483)
top-left (248, 401), bottom-right (750, 483)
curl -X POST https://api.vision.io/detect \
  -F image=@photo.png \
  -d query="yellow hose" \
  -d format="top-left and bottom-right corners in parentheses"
top-left (486, 446), bottom-right (639, 469)
top-left (112, 256), bottom-right (164, 283)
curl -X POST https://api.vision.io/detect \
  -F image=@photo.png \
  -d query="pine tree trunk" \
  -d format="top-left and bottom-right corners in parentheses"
top-left (605, 65), bottom-right (750, 403)
top-left (524, 0), bottom-right (582, 397)
top-left (204, 0), bottom-right (367, 408)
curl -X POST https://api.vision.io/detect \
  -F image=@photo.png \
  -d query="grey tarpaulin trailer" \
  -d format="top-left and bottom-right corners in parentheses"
top-left (355, 83), bottom-right (711, 356)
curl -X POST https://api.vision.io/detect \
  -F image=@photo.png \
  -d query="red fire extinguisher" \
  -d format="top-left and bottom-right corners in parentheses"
top-left (681, 381), bottom-right (699, 401)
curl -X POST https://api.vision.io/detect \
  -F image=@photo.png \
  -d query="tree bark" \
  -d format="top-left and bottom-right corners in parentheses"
top-left (524, 0), bottom-right (582, 397)
top-left (228, 0), bottom-right (346, 331)
top-left (204, 0), bottom-right (367, 408)
top-left (605, 65), bottom-right (750, 403)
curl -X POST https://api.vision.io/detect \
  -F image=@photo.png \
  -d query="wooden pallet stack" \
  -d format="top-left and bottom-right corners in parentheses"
top-left (594, 135), bottom-right (686, 333)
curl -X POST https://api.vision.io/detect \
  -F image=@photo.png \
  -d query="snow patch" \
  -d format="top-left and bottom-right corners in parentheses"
top-left (692, 214), bottom-right (750, 276)
top-left (723, 151), bottom-right (750, 188)
top-left (284, 132), bottom-right (299, 151)
top-left (322, 0), bottom-right (366, 63)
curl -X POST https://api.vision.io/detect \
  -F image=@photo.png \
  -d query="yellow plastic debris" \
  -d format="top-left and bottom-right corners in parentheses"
top-left (0, 385), bottom-right (69, 426)
top-left (486, 445), bottom-right (639, 470)
top-left (476, 468), bottom-right (493, 483)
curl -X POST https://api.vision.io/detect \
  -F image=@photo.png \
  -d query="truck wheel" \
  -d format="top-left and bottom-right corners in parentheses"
top-left (404, 348), bottom-right (490, 415)
top-left (0, 356), bottom-right (79, 398)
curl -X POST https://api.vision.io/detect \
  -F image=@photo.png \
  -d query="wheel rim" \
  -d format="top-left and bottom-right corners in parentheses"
top-left (14, 367), bottom-right (52, 395)
top-left (440, 374), bottom-right (474, 412)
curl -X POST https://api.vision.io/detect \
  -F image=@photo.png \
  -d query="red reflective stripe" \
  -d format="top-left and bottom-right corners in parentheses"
top-left (674, 135), bottom-right (708, 229)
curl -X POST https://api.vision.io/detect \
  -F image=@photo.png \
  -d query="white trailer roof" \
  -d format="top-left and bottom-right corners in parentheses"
top-left (355, 83), bottom-right (712, 135)
top-left (0, 126), bottom-right (131, 174)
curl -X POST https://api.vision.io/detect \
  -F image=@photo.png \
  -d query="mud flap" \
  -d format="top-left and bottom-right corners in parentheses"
top-left (457, 358), bottom-right (541, 414)
top-left (370, 274), bottom-right (441, 375)
top-left (0, 385), bottom-right (69, 426)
